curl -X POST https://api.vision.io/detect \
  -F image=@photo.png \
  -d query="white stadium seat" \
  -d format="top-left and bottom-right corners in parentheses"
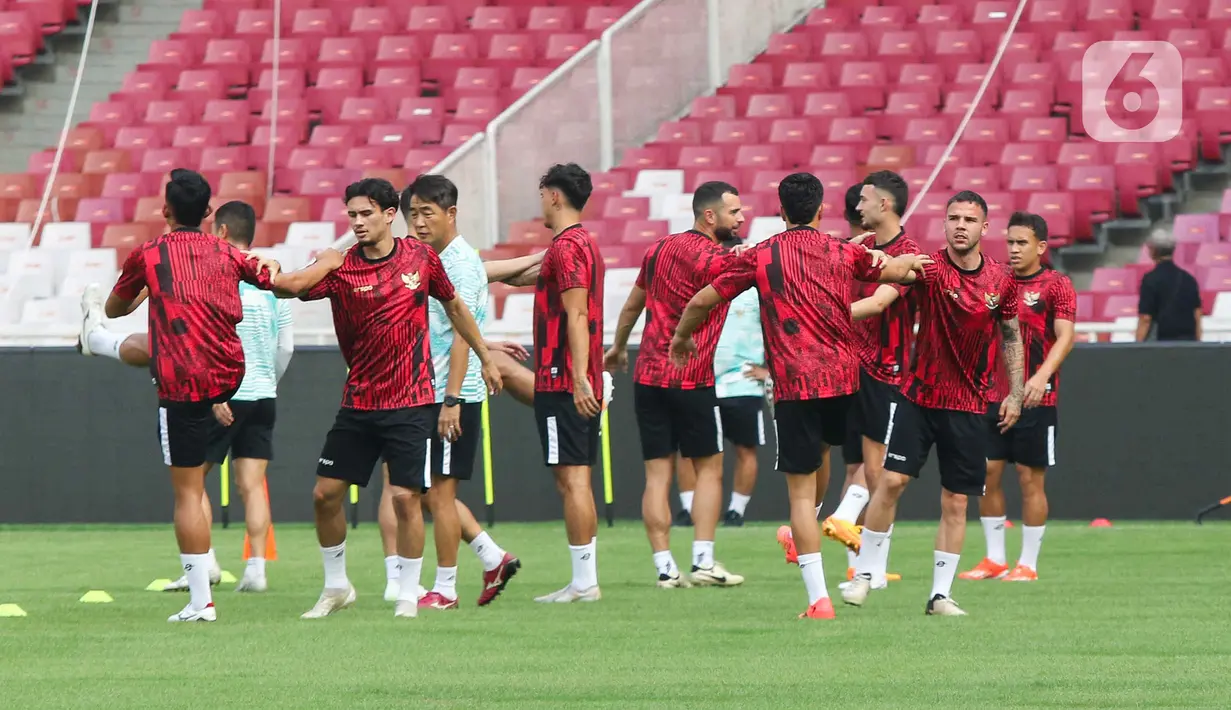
top-left (0, 223), bottom-right (32, 251)
top-left (655, 193), bottom-right (695, 221)
top-left (748, 216), bottom-right (786, 245)
top-left (284, 222), bottom-right (338, 250)
top-left (39, 222), bottom-right (92, 251)
top-left (498, 293), bottom-right (535, 333)
top-left (20, 296), bottom-right (77, 325)
top-left (7, 250), bottom-right (56, 298)
top-left (0, 277), bottom-right (27, 324)
top-left (630, 170), bottom-right (684, 199)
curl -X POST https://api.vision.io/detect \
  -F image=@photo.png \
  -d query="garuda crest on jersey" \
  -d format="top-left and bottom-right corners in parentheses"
top-left (1023, 291), bottom-right (1041, 308)
top-left (402, 271), bottom-right (420, 290)
top-left (983, 292), bottom-right (1000, 310)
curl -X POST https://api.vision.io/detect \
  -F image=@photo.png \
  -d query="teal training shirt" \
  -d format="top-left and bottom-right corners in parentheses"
top-left (713, 288), bottom-right (765, 399)
top-left (429, 236), bottom-right (490, 403)
top-left (233, 282), bottom-right (292, 401)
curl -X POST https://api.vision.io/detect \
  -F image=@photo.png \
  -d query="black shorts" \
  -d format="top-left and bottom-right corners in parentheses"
top-left (854, 370), bottom-right (897, 444)
top-left (433, 402), bottom-right (483, 480)
top-left (985, 403), bottom-right (1058, 469)
top-left (316, 405), bottom-right (437, 491)
top-left (205, 398), bottom-right (276, 464)
top-left (156, 388), bottom-right (238, 468)
top-left (634, 384), bottom-right (722, 460)
top-left (882, 392), bottom-right (987, 496)
top-left (719, 396), bottom-right (766, 449)
top-left (534, 390), bottom-right (600, 467)
top-left (773, 396), bottom-right (853, 474)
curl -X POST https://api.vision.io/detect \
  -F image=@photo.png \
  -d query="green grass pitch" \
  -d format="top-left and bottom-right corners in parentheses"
top-left (1, 521), bottom-right (1230, 709)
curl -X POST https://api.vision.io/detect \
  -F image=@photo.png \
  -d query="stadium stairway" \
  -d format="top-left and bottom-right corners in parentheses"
top-left (0, 0), bottom-right (189, 172)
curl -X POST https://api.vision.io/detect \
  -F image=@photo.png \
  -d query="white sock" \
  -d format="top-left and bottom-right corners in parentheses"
top-left (846, 548), bottom-right (857, 570)
top-left (876, 523), bottom-right (895, 582)
top-left (181, 553), bottom-right (213, 611)
top-left (651, 550), bottom-right (678, 577)
top-left (246, 557), bottom-right (265, 577)
top-left (832, 485), bottom-right (869, 524)
top-left (384, 555), bottom-right (400, 580)
top-left (814, 503), bottom-right (824, 519)
top-left (931, 550), bottom-right (960, 599)
top-left (569, 540), bottom-right (598, 590)
top-left (432, 565), bottom-right (458, 601)
top-left (981, 516), bottom-right (1007, 565)
top-left (469, 531), bottom-right (507, 572)
top-left (207, 548), bottom-right (218, 570)
top-left (854, 527), bottom-right (889, 577)
top-left (728, 492), bottom-right (751, 516)
top-left (397, 556), bottom-right (423, 602)
top-left (797, 552), bottom-right (830, 604)
top-left (692, 540), bottom-right (715, 569)
top-left (87, 328), bottom-right (125, 360)
top-left (680, 491), bottom-right (694, 513)
top-left (321, 542), bottom-right (348, 590)
top-left (1019, 525), bottom-right (1045, 570)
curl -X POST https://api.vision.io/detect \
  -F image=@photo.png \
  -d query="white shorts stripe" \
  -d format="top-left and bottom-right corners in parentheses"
top-left (772, 418), bottom-right (780, 470)
top-left (1046, 425), bottom-right (1056, 467)
top-left (881, 401), bottom-right (898, 466)
top-left (546, 416), bottom-right (559, 465)
top-left (157, 407), bottom-right (171, 466)
top-left (713, 406), bottom-right (724, 454)
top-left (441, 437), bottom-right (453, 477)
top-left (423, 438), bottom-right (432, 489)
top-left (756, 410), bottom-right (766, 446)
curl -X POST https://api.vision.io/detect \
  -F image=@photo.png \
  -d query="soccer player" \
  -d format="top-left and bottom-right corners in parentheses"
top-left (671, 173), bottom-right (930, 619)
top-left (80, 199), bottom-right (292, 593)
top-left (960, 212), bottom-right (1075, 582)
top-left (605, 181), bottom-right (747, 589)
top-left (371, 175), bottom-right (522, 611)
top-left (531, 163), bottom-right (605, 604)
top-left (825, 171), bottom-right (918, 584)
top-left (843, 190), bottom-right (1024, 617)
top-left (99, 170), bottom-right (334, 622)
top-left (778, 182), bottom-right (872, 567)
top-left (286, 178), bottom-right (500, 620)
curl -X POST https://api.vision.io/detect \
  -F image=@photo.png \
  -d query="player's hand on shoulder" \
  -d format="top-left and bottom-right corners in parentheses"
top-left (730, 243), bottom-right (753, 256)
top-left (603, 346), bottom-right (628, 373)
top-left (866, 249), bottom-right (890, 269)
top-left (249, 254), bottom-right (282, 279)
top-left (849, 231), bottom-right (874, 246)
top-left (909, 253), bottom-right (934, 275)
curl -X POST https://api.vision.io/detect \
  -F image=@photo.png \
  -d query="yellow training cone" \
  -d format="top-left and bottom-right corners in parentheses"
top-left (0, 603), bottom-right (27, 617)
top-left (79, 590), bottom-right (114, 603)
top-left (146, 579), bottom-right (173, 591)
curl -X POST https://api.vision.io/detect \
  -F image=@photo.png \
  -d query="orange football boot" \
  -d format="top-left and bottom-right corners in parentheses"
top-left (777, 525), bottom-right (798, 564)
top-left (957, 558), bottom-right (1009, 580)
top-left (1002, 564), bottom-right (1038, 582)
top-left (820, 516), bottom-right (862, 552)
top-left (799, 597), bottom-right (835, 619)
top-left (846, 567), bottom-right (902, 582)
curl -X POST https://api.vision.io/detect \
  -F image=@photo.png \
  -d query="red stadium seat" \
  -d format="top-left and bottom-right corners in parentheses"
top-left (1090, 266), bottom-right (1136, 294)
top-left (1173, 214), bottom-right (1221, 242)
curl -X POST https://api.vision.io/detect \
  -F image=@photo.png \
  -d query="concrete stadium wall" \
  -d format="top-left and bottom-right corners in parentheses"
top-left (0, 345), bottom-right (1227, 525)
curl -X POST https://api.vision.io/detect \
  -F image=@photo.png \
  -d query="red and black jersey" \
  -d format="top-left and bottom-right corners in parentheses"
top-left (634, 230), bottom-right (733, 389)
top-left (851, 230), bottom-right (920, 385)
top-left (301, 238), bottom-right (455, 410)
top-left (901, 249), bottom-right (1018, 413)
top-left (112, 228), bottom-right (274, 403)
top-left (988, 267), bottom-right (1077, 407)
top-left (711, 226), bottom-right (885, 402)
top-left (533, 224), bottom-right (605, 396)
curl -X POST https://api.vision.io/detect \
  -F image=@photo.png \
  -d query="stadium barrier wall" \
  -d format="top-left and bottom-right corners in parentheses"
top-left (1, 344), bottom-right (1228, 525)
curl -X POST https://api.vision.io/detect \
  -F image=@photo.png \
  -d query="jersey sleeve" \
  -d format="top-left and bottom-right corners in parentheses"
top-left (112, 247), bottom-right (147, 300)
top-left (553, 237), bottom-right (592, 292)
top-left (999, 268), bottom-right (1020, 321)
top-left (426, 247), bottom-right (457, 302)
top-left (711, 248), bottom-right (757, 301)
top-left (300, 269), bottom-right (335, 302)
top-left (1052, 275), bottom-right (1077, 322)
top-left (705, 247), bottom-right (735, 282)
top-left (633, 241), bottom-right (656, 290)
top-left (276, 297), bottom-right (294, 329)
top-left (450, 253), bottom-right (487, 315)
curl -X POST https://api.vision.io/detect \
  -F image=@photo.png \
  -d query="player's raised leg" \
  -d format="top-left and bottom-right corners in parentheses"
top-left (456, 499), bottom-right (521, 606)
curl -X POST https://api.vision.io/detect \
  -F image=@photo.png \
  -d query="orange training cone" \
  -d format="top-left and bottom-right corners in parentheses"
top-left (1089, 518), bottom-right (1112, 528)
top-left (242, 479), bottom-right (278, 561)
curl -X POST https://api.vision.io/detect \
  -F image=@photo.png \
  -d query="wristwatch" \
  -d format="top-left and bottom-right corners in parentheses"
top-left (443, 395), bottom-right (462, 408)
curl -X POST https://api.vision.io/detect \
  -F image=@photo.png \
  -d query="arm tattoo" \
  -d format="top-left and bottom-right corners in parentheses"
top-left (999, 318), bottom-right (1025, 401)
